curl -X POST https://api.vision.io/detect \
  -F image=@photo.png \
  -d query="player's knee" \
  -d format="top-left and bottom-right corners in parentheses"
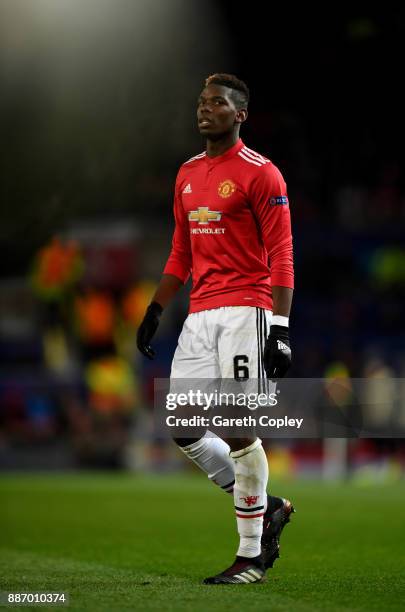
top-left (173, 436), bottom-right (202, 448)
top-left (226, 436), bottom-right (257, 453)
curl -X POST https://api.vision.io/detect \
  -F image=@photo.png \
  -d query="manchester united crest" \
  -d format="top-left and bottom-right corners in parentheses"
top-left (218, 179), bottom-right (236, 198)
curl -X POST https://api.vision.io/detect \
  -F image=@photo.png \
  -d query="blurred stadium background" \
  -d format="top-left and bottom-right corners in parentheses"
top-left (1, 1), bottom-right (405, 480)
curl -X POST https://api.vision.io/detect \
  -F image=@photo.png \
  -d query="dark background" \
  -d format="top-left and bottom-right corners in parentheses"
top-left (0, 1), bottom-right (404, 471)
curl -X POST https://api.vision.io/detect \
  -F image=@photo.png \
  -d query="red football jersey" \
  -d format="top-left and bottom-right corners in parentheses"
top-left (163, 139), bottom-right (294, 313)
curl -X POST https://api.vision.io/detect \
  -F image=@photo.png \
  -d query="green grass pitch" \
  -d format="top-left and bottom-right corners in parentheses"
top-left (1, 472), bottom-right (404, 611)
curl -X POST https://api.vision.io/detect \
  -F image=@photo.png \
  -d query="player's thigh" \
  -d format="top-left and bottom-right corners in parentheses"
top-left (170, 312), bottom-right (220, 397)
top-left (218, 306), bottom-right (272, 388)
top-left (169, 313), bottom-right (219, 439)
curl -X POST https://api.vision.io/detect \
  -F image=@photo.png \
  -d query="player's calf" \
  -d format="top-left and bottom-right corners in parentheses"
top-left (174, 433), bottom-right (235, 493)
top-left (230, 438), bottom-right (268, 559)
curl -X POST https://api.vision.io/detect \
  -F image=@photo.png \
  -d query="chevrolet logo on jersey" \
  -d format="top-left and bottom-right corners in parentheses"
top-left (188, 207), bottom-right (222, 224)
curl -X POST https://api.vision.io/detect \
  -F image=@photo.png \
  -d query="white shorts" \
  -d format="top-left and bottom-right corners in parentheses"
top-left (170, 306), bottom-right (272, 394)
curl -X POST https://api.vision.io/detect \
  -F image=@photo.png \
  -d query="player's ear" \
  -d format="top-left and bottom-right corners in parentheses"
top-left (235, 109), bottom-right (248, 124)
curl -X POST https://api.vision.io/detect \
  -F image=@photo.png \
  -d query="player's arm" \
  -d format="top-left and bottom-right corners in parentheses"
top-left (152, 273), bottom-right (184, 309)
top-left (272, 286), bottom-right (293, 317)
top-left (137, 175), bottom-right (192, 359)
top-left (249, 164), bottom-right (294, 377)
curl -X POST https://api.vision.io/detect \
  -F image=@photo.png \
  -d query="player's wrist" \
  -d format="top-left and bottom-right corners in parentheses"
top-left (271, 314), bottom-right (289, 327)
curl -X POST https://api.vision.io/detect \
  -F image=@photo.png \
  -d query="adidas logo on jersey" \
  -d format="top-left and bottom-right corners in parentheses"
top-left (183, 183), bottom-right (192, 193)
top-left (277, 340), bottom-right (289, 351)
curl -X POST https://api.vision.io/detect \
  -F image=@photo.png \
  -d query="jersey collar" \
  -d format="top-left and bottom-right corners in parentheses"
top-left (205, 139), bottom-right (244, 165)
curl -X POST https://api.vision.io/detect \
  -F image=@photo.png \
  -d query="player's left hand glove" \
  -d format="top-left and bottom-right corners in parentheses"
top-left (136, 301), bottom-right (163, 360)
top-left (263, 325), bottom-right (292, 378)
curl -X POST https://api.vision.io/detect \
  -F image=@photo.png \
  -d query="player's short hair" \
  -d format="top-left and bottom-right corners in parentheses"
top-left (204, 73), bottom-right (249, 110)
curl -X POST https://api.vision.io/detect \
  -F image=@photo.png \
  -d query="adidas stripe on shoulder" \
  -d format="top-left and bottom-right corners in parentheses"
top-left (183, 151), bottom-right (206, 165)
top-left (238, 146), bottom-right (271, 168)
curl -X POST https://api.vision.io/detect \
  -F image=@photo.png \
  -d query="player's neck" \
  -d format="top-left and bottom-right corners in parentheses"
top-left (206, 133), bottom-right (240, 158)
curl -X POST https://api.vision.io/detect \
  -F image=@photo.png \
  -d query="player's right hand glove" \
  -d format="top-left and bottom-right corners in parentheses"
top-left (136, 301), bottom-right (163, 360)
top-left (263, 324), bottom-right (292, 378)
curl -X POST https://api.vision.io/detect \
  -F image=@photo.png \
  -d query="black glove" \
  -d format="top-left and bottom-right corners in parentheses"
top-left (263, 324), bottom-right (292, 378)
top-left (136, 301), bottom-right (163, 360)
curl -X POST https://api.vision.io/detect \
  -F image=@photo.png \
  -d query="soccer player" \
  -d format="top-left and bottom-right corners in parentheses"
top-left (137, 74), bottom-right (294, 584)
